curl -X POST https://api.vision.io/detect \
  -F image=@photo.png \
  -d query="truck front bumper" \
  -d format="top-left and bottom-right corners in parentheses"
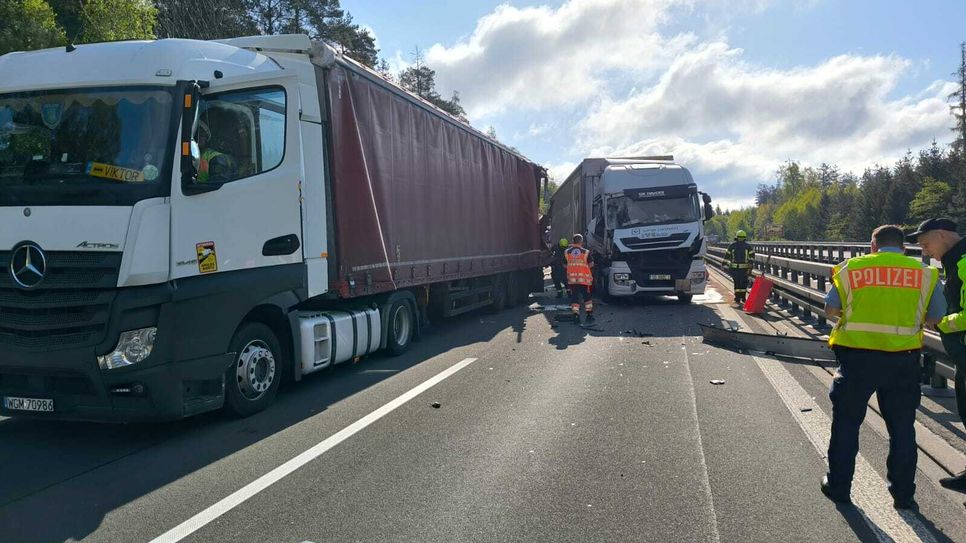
top-left (0, 348), bottom-right (233, 423)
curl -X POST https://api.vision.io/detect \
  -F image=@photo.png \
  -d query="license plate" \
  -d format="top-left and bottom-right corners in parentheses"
top-left (3, 396), bottom-right (54, 413)
top-left (649, 274), bottom-right (672, 280)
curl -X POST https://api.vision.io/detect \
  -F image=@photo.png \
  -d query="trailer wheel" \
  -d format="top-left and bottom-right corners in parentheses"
top-left (676, 293), bottom-right (693, 304)
top-left (387, 300), bottom-right (414, 355)
top-left (224, 322), bottom-right (282, 417)
top-left (487, 274), bottom-right (508, 312)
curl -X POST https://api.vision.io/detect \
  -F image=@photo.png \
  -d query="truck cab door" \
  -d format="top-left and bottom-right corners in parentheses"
top-left (171, 74), bottom-right (303, 280)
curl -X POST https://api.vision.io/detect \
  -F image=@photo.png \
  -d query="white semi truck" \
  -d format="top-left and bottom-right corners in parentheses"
top-left (0, 35), bottom-right (545, 422)
top-left (547, 157), bottom-right (715, 302)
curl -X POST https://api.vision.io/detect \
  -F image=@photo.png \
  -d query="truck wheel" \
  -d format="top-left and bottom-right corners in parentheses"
top-left (676, 293), bottom-right (693, 304)
top-left (488, 274), bottom-right (508, 312)
top-left (224, 322), bottom-right (282, 417)
top-left (506, 273), bottom-right (522, 307)
top-left (387, 300), bottom-right (414, 355)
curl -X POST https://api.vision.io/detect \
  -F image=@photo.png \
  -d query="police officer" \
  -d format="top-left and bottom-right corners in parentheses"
top-left (551, 238), bottom-right (569, 298)
top-left (566, 234), bottom-right (595, 324)
top-left (725, 230), bottom-right (755, 304)
top-left (822, 225), bottom-right (944, 509)
top-left (908, 218), bottom-right (966, 492)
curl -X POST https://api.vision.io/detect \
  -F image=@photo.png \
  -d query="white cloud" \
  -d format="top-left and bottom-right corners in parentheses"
top-left (424, 0), bottom-right (696, 118)
top-left (417, 0), bottom-right (956, 204)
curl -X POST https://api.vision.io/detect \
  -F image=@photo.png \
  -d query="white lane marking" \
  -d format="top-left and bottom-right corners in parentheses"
top-left (150, 357), bottom-right (479, 543)
top-left (752, 355), bottom-right (938, 543)
top-left (681, 339), bottom-right (723, 543)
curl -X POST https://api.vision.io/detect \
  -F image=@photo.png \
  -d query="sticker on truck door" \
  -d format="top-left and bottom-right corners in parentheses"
top-left (195, 242), bottom-right (218, 274)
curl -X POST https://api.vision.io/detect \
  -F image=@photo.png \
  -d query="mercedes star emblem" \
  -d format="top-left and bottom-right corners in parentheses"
top-left (10, 243), bottom-right (47, 289)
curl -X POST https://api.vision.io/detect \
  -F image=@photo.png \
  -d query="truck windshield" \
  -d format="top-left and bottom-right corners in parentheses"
top-left (607, 194), bottom-right (700, 228)
top-left (0, 86), bottom-right (175, 206)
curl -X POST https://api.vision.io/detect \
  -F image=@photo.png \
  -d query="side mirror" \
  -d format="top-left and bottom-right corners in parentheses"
top-left (704, 203), bottom-right (715, 221)
top-left (702, 193), bottom-right (712, 205)
top-left (179, 80), bottom-right (220, 195)
top-left (190, 140), bottom-right (201, 171)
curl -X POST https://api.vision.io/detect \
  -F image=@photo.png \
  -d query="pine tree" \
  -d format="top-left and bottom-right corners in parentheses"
top-left (950, 42), bottom-right (966, 155)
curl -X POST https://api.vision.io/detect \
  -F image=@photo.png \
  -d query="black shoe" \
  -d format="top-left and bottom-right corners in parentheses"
top-left (585, 314), bottom-right (596, 324)
top-left (939, 470), bottom-right (966, 493)
top-left (821, 476), bottom-right (852, 504)
top-left (893, 497), bottom-right (919, 511)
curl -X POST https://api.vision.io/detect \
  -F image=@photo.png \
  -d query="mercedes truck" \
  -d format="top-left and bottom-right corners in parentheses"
top-left (547, 157), bottom-right (714, 302)
top-left (0, 35), bottom-right (545, 422)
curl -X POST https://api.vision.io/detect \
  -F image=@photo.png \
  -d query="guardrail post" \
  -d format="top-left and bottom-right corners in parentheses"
top-left (920, 353), bottom-right (948, 389)
top-left (816, 275), bottom-right (828, 327)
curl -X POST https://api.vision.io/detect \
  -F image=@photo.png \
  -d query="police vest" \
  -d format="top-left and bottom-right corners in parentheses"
top-left (566, 246), bottom-right (593, 286)
top-left (829, 252), bottom-right (939, 352)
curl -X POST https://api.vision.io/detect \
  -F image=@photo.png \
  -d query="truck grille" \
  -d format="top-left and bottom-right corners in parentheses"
top-left (0, 251), bottom-right (120, 350)
top-left (624, 249), bottom-right (694, 286)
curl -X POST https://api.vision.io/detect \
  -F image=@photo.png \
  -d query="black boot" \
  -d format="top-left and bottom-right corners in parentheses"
top-left (820, 475), bottom-right (851, 504)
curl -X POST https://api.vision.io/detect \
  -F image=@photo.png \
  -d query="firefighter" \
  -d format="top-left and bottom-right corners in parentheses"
top-left (551, 238), bottom-right (568, 298)
top-left (725, 230), bottom-right (755, 305)
top-left (908, 218), bottom-right (966, 492)
top-left (821, 225), bottom-right (944, 509)
top-left (566, 234), bottom-right (595, 323)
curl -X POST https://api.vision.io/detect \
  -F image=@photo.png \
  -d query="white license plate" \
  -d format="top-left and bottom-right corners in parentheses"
top-left (3, 396), bottom-right (54, 413)
top-left (649, 274), bottom-right (672, 280)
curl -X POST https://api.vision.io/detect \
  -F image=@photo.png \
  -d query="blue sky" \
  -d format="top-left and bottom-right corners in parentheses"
top-left (342, 0), bottom-right (966, 208)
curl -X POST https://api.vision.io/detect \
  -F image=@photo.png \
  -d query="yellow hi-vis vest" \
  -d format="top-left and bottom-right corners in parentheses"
top-left (829, 251), bottom-right (939, 352)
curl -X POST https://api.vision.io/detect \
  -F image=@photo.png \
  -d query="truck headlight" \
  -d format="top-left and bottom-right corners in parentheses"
top-left (98, 328), bottom-right (157, 370)
top-left (614, 273), bottom-right (630, 281)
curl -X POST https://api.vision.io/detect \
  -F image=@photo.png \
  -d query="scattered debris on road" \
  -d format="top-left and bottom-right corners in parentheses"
top-left (699, 323), bottom-right (835, 361)
top-left (800, 407), bottom-right (813, 412)
top-left (710, 379), bottom-right (726, 385)
top-left (431, 402), bottom-right (441, 408)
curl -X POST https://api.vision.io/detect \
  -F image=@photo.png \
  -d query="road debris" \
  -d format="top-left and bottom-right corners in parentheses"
top-left (710, 379), bottom-right (726, 385)
top-left (800, 407), bottom-right (813, 412)
top-left (431, 402), bottom-right (441, 408)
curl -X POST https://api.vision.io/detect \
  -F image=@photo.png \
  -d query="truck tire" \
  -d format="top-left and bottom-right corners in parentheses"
top-left (676, 293), bottom-right (693, 304)
top-left (487, 274), bottom-right (508, 312)
top-left (224, 322), bottom-right (283, 418)
top-left (387, 300), bottom-right (415, 355)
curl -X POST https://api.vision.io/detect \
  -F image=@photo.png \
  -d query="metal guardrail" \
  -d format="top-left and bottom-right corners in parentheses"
top-left (706, 245), bottom-right (955, 383)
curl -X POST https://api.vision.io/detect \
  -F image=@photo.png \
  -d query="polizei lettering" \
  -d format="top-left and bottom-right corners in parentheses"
top-left (848, 266), bottom-right (922, 290)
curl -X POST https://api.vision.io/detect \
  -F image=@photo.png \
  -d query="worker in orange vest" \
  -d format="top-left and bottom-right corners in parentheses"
top-left (566, 234), bottom-right (595, 323)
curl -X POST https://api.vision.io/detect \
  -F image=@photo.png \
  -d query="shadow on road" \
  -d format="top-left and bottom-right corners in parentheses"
top-left (0, 299), bottom-right (533, 543)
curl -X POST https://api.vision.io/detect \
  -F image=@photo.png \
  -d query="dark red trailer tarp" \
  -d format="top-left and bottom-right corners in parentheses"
top-left (325, 65), bottom-right (543, 298)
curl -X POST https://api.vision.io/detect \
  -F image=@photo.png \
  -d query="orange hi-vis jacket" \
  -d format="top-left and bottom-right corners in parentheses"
top-left (566, 246), bottom-right (593, 286)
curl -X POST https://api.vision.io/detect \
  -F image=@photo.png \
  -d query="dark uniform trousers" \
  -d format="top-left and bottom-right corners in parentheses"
top-left (827, 347), bottom-right (921, 500)
top-left (731, 270), bottom-right (749, 303)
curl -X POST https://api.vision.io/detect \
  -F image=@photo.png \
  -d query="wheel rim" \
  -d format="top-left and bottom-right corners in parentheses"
top-left (392, 305), bottom-right (412, 347)
top-left (235, 339), bottom-right (276, 401)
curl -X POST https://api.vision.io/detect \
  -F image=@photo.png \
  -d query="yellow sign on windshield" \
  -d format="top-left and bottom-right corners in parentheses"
top-left (87, 162), bottom-right (145, 183)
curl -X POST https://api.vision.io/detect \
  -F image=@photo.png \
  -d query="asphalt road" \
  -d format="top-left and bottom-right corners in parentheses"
top-left (1, 276), bottom-right (965, 543)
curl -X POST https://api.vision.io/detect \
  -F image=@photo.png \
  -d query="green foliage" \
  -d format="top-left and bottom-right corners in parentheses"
top-left (0, 0), bottom-right (66, 55)
top-left (718, 143), bottom-right (965, 242)
top-left (908, 177), bottom-right (953, 224)
top-left (155, 0), bottom-right (257, 40)
top-left (398, 50), bottom-right (467, 121)
top-left (78, 0), bottom-right (157, 42)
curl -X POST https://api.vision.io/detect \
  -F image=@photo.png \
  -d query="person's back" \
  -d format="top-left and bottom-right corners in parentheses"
top-left (821, 224), bottom-right (943, 509)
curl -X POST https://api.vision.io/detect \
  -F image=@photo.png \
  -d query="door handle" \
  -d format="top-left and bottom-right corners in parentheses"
top-left (263, 234), bottom-right (301, 256)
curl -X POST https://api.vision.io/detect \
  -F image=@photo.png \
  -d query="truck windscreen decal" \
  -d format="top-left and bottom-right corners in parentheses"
top-left (622, 184), bottom-right (696, 200)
